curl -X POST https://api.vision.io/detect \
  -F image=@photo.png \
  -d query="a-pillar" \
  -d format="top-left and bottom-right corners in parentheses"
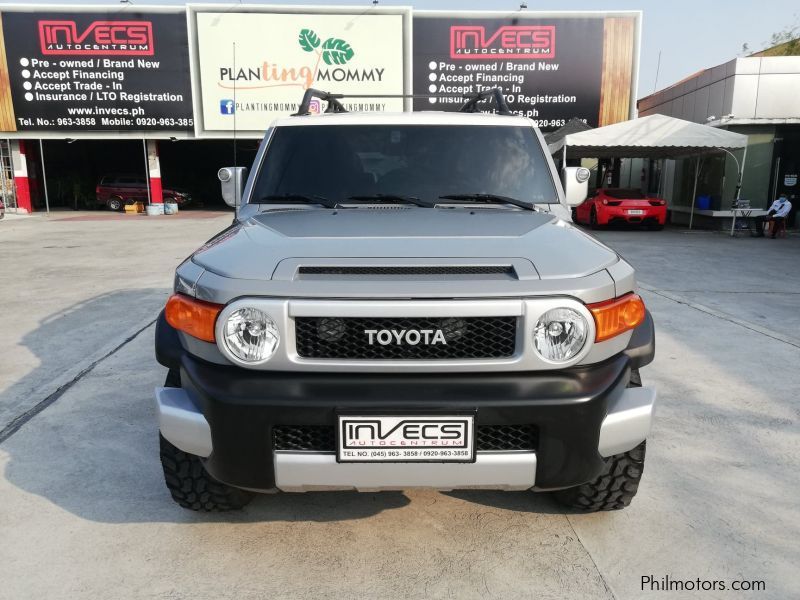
top-left (146, 139), bottom-right (163, 204)
top-left (10, 140), bottom-right (33, 213)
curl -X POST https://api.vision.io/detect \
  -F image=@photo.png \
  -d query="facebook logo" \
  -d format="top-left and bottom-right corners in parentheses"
top-left (219, 99), bottom-right (235, 115)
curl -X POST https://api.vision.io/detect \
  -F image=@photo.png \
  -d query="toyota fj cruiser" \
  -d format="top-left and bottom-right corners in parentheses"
top-left (154, 89), bottom-right (656, 512)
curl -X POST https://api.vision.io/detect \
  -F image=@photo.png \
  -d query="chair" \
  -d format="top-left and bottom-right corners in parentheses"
top-left (774, 219), bottom-right (787, 238)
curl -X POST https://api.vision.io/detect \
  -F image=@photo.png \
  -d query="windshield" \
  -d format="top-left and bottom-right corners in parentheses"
top-left (252, 125), bottom-right (558, 206)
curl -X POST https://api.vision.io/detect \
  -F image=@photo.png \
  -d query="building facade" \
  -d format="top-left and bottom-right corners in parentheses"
top-left (637, 54), bottom-right (800, 227)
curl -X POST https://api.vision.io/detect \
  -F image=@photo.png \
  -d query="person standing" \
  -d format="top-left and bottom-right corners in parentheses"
top-left (757, 193), bottom-right (792, 238)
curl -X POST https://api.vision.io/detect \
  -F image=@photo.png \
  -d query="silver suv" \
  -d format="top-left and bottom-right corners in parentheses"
top-left (154, 89), bottom-right (656, 512)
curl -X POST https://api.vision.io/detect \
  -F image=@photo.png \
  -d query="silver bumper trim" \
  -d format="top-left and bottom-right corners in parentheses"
top-left (154, 386), bottom-right (212, 458)
top-left (274, 451), bottom-right (537, 492)
top-left (598, 386), bottom-right (656, 457)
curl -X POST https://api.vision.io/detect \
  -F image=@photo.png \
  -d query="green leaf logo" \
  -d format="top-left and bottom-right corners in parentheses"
top-left (321, 38), bottom-right (355, 65)
top-left (298, 29), bottom-right (321, 52)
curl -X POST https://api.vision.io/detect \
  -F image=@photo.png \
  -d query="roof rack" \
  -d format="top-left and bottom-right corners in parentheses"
top-left (292, 87), bottom-right (512, 117)
top-left (458, 88), bottom-right (512, 115)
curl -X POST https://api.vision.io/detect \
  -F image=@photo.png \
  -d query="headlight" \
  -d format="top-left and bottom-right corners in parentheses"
top-left (533, 307), bottom-right (588, 363)
top-left (222, 307), bottom-right (280, 362)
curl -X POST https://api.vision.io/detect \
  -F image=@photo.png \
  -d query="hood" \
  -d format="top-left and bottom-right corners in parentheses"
top-left (191, 208), bottom-right (619, 280)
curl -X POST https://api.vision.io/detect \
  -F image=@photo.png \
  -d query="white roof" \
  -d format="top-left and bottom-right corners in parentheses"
top-left (551, 113), bottom-right (749, 159)
top-left (272, 111), bottom-right (533, 128)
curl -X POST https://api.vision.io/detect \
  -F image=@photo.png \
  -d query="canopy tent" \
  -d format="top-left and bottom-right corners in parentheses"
top-left (549, 114), bottom-right (749, 231)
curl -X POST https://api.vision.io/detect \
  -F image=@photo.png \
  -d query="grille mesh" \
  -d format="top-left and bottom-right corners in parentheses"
top-left (273, 424), bottom-right (538, 452)
top-left (273, 425), bottom-right (335, 452)
top-left (295, 316), bottom-right (517, 360)
top-left (475, 425), bottom-right (538, 451)
top-left (298, 266), bottom-right (513, 276)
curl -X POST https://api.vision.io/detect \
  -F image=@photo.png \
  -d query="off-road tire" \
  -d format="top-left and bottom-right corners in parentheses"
top-left (159, 435), bottom-right (253, 511)
top-left (554, 441), bottom-right (646, 511)
top-left (553, 369), bottom-right (645, 511)
top-left (159, 369), bottom-right (253, 511)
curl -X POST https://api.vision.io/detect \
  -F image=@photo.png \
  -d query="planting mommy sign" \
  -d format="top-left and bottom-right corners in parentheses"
top-left (193, 8), bottom-right (407, 135)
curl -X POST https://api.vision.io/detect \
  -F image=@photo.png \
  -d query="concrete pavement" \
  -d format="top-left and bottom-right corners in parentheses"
top-left (0, 220), bottom-right (797, 599)
top-left (0, 212), bottom-right (231, 434)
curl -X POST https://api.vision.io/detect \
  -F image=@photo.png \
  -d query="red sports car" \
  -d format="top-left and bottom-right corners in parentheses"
top-left (574, 188), bottom-right (666, 230)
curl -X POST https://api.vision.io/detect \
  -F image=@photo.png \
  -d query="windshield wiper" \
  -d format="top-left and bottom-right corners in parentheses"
top-left (257, 194), bottom-right (337, 208)
top-left (438, 193), bottom-right (535, 211)
top-left (346, 194), bottom-right (433, 208)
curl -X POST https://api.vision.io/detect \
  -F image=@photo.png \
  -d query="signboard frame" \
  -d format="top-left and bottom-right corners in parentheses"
top-left (413, 9), bottom-right (641, 129)
top-left (0, 6), bottom-right (638, 139)
top-left (186, 4), bottom-right (414, 139)
top-left (0, 3), bottom-right (195, 139)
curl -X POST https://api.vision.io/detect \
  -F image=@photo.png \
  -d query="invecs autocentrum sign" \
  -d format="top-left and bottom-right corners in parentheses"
top-left (449, 25), bottom-right (555, 59)
top-left (38, 20), bottom-right (155, 56)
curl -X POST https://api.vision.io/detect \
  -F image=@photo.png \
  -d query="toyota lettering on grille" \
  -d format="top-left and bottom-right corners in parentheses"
top-left (364, 329), bottom-right (448, 346)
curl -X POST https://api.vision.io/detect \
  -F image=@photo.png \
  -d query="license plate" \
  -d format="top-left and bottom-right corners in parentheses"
top-left (627, 209), bottom-right (644, 215)
top-left (337, 415), bottom-right (474, 462)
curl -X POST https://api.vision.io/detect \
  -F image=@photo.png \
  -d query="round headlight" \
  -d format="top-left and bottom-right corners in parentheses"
top-left (533, 307), bottom-right (588, 363)
top-left (222, 307), bottom-right (280, 362)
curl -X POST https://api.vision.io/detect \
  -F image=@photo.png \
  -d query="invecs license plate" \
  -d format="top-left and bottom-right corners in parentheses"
top-left (337, 415), bottom-right (474, 462)
top-left (627, 209), bottom-right (644, 215)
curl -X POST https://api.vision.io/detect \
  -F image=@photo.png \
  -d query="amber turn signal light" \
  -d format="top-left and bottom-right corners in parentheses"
top-left (165, 294), bottom-right (223, 343)
top-left (588, 293), bottom-right (646, 342)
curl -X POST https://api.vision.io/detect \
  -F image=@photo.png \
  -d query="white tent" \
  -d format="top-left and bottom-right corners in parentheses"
top-left (550, 114), bottom-right (749, 230)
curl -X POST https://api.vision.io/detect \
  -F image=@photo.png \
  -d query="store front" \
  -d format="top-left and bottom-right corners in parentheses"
top-left (638, 53), bottom-right (800, 228)
top-left (7, 138), bottom-right (259, 213)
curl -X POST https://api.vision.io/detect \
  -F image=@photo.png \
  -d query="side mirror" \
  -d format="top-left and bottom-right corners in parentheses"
top-left (218, 166), bottom-right (248, 208)
top-left (561, 167), bottom-right (591, 206)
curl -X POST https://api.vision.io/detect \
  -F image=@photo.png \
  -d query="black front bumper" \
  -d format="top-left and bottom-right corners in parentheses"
top-left (157, 310), bottom-right (655, 491)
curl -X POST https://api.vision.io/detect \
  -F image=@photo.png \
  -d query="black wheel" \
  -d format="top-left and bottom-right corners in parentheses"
top-left (553, 369), bottom-right (646, 511)
top-left (590, 207), bottom-right (601, 230)
top-left (570, 208), bottom-right (577, 222)
top-left (554, 442), bottom-right (646, 512)
top-left (107, 197), bottom-right (124, 211)
top-left (159, 369), bottom-right (253, 511)
top-left (160, 435), bottom-right (253, 511)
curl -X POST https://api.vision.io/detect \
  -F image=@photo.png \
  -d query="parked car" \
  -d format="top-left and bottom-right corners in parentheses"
top-left (574, 188), bottom-right (666, 230)
top-left (153, 88), bottom-right (656, 513)
top-left (94, 174), bottom-right (192, 211)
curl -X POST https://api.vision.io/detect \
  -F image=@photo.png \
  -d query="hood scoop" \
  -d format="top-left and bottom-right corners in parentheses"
top-left (297, 265), bottom-right (515, 277)
top-left (271, 259), bottom-right (537, 281)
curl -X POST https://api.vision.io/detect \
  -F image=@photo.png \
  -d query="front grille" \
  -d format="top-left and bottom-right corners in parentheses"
top-left (475, 425), bottom-right (538, 451)
top-left (273, 425), bottom-right (335, 452)
top-left (298, 266), bottom-right (514, 276)
top-left (273, 424), bottom-right (538, 452)
top-left (295, 316), bottom-right (517, 360)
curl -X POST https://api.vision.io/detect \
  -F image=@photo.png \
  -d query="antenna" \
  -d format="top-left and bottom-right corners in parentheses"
top-left (232, 41), bottom-right (239, 217)
top-left (653, 50), bottom-right (662, 93)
